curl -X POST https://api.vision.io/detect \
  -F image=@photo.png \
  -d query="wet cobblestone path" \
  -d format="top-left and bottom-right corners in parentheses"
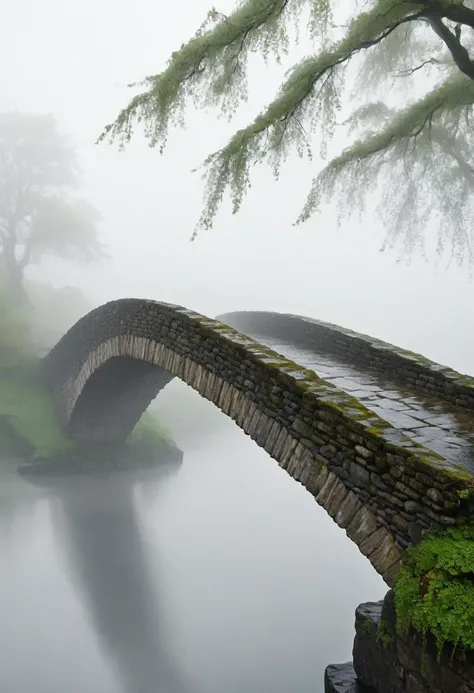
top-left (255, 336), bottom-right (474, 473)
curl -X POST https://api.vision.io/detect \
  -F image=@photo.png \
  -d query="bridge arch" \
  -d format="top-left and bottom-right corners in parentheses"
top-left (44, 299), bottom-right (471, 587)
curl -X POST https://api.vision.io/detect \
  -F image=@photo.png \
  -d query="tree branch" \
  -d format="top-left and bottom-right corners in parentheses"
top-left (425, 0), bottom-right (474, 31)
top-left (426, 13), bottom-right (474, 80)
top-left (101, 0), bottom-right (424, 153)
top-left (296, 73), bottom-right (474, 226)
top-left (98, 0), bottom-right (292, 145)
top-left (396, 57), bottom-right (441, 76)
top-left (228, 10), bottom-right (426, 158)
top-left (431, 127), bottom-right (474, 182)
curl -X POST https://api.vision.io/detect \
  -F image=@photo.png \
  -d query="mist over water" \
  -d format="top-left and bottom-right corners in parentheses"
top-left (2, 0), bottom-right (474, 691)
top-left (0, 423), bottom-right (385, 693)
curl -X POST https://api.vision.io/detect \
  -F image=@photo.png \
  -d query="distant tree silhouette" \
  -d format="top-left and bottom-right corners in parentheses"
top-left (0, 112), bottom-right (106, 303)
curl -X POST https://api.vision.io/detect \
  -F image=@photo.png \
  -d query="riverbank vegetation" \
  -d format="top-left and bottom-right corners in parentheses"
top-left (0, 278), bottom-right (182, 470)
top-left (0, 110), bottom-right (183, 470)
top-left (0, 364), bottom-right (176, 460)
top-left (394, 523), bottom-right (474, 657)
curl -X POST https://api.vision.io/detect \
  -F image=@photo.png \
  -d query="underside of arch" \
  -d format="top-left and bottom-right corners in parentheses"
top-left (68, 356), bottom-right (174, 442)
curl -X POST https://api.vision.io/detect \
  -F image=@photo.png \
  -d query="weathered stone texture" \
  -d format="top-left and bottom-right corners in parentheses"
top-left (43, 300), bottom-right (474, 583)
top-left (346, 591), bottom-right (474, 693)
top-left (325, 662), bottom-right (375, 693)
top-left (219, 311), bottom-right (474, 411)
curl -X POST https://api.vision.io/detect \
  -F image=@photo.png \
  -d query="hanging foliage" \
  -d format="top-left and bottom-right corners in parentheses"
top-left (101, 0), bottom-right (474, 262)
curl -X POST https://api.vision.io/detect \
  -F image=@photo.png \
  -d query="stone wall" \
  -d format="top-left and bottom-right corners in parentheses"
top-left (44, 299), bottom-right (474, 585)
top-left (325, 591), bottom-right (474, 693)
top-left (218, 311), bottom-right (474, 412)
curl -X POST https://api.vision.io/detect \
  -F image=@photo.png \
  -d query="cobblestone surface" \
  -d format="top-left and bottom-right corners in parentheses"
top-left (249, 336), bottom-right (474, 474)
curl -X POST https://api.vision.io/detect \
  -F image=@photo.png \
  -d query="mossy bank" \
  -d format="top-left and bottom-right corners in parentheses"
top-left (0, 360), bottom-right (183, 475)
top-left (393, 523), bottom-right (474, 658)
top-left (325, 525), bottom-right (474, 693)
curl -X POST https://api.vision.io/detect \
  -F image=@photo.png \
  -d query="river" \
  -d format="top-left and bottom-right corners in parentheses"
top-left (0, 419), bottom-right (386, 693)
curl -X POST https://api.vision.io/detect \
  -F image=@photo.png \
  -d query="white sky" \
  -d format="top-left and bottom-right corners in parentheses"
top-left (2, 0), bottom-right (473, 372)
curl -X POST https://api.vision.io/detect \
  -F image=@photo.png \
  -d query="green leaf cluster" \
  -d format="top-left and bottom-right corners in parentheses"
top-left (394, 524), bottom-right (474, 657)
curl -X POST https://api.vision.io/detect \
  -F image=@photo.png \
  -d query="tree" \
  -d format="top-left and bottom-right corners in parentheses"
top-left (101, 0), bottom-right (474, 264)
top-left (0, 112), bottom-right (105, 302)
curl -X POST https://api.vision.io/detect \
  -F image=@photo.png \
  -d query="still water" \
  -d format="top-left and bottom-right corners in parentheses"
top-left (0, 424), bottom-right (385, 693)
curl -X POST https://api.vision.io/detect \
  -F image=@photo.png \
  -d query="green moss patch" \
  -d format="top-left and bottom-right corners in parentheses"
top-left (0, 367), bottom-right (178, 464)
top-left (0, 373), bottom-right (74, 458)
top-left (129, 411), bottom-right (174, 447)
top-left (394, 524), bottom-right (474, 657)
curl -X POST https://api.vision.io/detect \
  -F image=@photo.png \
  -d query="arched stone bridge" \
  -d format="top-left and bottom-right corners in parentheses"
top-left (43, 299), bottom-right (474, 587)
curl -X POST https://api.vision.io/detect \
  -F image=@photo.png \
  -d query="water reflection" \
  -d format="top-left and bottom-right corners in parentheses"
top-left (0, 463), bottom-right (42, 546)
top-left (0, 429), bottom-right (386, 693)
top-left (50, 469), bottom-right (191, 693)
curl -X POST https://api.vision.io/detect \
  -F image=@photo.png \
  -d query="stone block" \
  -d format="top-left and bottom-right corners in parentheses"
top-left (335, 491), bottom-right (362, 529)
top-left (325, 479), bottom-right (349, 518)
top-left (317, 472), bottom-right (339, 507)
top-left (368, 535), bottom-right (401, 577)
top-left (360, 527), bottom-right (387, 557)
top-left (324, 663), bottom-right (373, 693)
top-left (346, 507), bottom-right (379, 545)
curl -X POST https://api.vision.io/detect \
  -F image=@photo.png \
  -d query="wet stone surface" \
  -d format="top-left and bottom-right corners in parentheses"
top-left (352, 592), bottom-right (474, 693)
top-left (324, 662), bottom-right (375, 693)
top-left (256, 337), bottom-right (474, 473)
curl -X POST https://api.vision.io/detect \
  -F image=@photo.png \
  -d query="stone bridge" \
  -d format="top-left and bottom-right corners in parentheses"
top-left (43, 299), bottom-right (474, 590)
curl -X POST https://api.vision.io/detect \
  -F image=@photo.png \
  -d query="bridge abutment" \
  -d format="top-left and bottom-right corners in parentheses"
top-left (325, 591), bottom-right (474, 693)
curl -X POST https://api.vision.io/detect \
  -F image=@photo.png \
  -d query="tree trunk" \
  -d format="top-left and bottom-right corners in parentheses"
top-left (2, 234), bottom-right (30, 307)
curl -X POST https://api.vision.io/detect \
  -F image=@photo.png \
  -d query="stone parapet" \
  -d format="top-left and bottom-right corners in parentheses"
top-left (44, 300), bottom-right (474, 584)
top-left (219, 311), bottom-right (474, 412)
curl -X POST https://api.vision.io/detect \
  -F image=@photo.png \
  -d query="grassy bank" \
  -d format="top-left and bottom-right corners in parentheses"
top-left (0, 364), bottom-right (181, 468)
top-left (0, 278), bottom-right (182, 471)
top-left (0, 370), bottom-right (74, 459)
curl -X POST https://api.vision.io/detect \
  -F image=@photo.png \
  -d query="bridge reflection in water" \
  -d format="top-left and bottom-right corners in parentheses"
top-left (49, 468), bottom-right (192, 693)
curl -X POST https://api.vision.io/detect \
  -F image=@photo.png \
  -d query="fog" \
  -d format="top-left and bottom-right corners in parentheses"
top-left (0, 1), bottom-right (473, 692)
top-left (3, 0), bottom-right (474, 370)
